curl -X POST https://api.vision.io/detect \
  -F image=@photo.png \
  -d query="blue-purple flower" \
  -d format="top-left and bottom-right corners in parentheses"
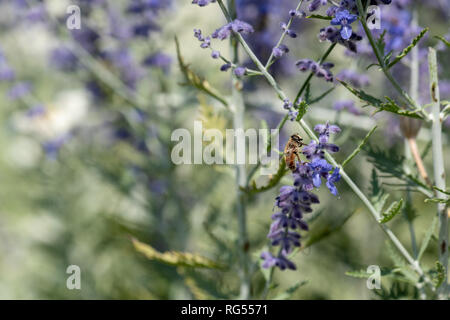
top-left (330, 9), bottom-right (358, 40)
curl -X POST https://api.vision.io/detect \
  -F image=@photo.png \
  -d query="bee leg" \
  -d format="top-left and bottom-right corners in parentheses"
top-left (294, 151), bottom-right (302, 164)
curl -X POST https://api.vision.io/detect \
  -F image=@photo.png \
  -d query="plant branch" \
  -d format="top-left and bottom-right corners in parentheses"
top-left (428, 47), bottom-right (448, 297)
top-left (265, 0), bottom-right (305, 69)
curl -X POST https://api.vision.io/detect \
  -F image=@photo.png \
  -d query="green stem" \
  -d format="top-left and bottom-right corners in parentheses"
top-left (428, 47), bottom-right (448, 298)
top-left (226, 0), bottom-right (251, 300)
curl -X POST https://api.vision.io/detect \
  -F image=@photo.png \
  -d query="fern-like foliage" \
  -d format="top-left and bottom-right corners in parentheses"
top-left (363, 144), bottom-right (431, 192)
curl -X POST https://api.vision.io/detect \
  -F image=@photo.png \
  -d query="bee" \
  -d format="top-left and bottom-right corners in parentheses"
top-left (284, 134), bottom-right (304, 171)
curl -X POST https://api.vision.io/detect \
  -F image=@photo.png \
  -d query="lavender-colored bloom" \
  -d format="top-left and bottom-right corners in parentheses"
top-left (220, 63), bottom-right (232, 72)
top-left (261, 251), bottom-right (296, 270)
top-left (26, 104), bottom-right (46, 118)
top-left (50, 46), bottom-right (78, 71)
top-left (212, 19), bottom-right (254, 40)
top-left (142, 52), bottom-right (172, 73)
top-left (211, 50), bottom-right (220, 59)
top-left (105, 48), bottom-right (144, 89)
top-left (233, 67), bottom-right (246, 77)
top-left (43, 134), bottom-right (72, 159)
top-left (281, 23), bottom-right (297, 38)
top-left (272, 44), bottom-right (289, 58)
top-left (0, 65), bottom-right (15, 81)
top-left (330, 9), bottom-right (358, 40)
top-left (192, 0), bottom-right (216, 6)
top-left (71, 27), bottom-right (100, 54)
top-left (8, 82), bottom-right (31, 100)
top-left (289, 9), bottom-right (306, 18)
top-left (307, 0), bottom-right (328, 12)
top-left (296, 59), bottom-right (334, 82)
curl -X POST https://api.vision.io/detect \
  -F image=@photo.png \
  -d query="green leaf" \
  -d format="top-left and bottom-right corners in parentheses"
top-left (175, 37), bottom-right (229, 107)
top-left (132, 237), bottom-right (225, 269)
top-left (304, 83), bottom-right (312, 104)
top-left (243, 160), bottom-right (287, 195)
top-left (434, 35), bottom-right (450, 48)
top-left (341, 125), bottom-right (377, 168)
top-left (387, 28), bottom-right (428, 69)
top-left (308, 87), bottom-right (335, 105)
top-left (366, 63), bottom-right (380, 70)
top-left (432, 261), bottom-right (445, 288)
top-left (379, 199), bottom-right (404, 223)
top-left (417, 215), bottom-right (438, 261)
top-left (385, 242), bottom-right (419, 284)
top-left (364, 144), bottom-right (431, 192)
top-left (305, 14), bottom-right (332, 20)
top-left (376, 97), bottom-right (423, 119)
top-left (273, 281), bottom-right (308, 300)
top-left (432, 186), bottom-right (450, 195)
top-left (339, 81), bottom-right (423, 119)
top-left (424, 197), bottom-right (449, 204)
top-left (376, 30), bottom-right (387, 56)
top-left (338, 80), bottom-right (382, 107)
top-left (295, 100), bottom-right (309, 121)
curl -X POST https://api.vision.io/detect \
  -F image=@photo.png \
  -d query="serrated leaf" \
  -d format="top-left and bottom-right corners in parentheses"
top-left (364, 144), bottom-right (431, 192)
top-left (175, 37), bottom-right (229, 107)
top-left (379, 199), bottom-right (404, 223)
top-left (387, 28), bottom-right (428, 69)
top-left (377, 97), bottom-right (423, 119)
top-left (132, 238), bottom-right (225, 269)
top-left (338, 80), bottom-right (382, 107)
top-left (273, 281), bottom-right (308, 300)
top-left (385, 242), bottom-right (419, 284)
top-left (417, 215), bottom-right (438, 261)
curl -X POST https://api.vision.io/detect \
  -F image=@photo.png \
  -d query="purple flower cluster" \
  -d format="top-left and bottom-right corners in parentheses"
top-left (296, 59), bottom-right (334, 82)
top-left (212, 19), bottom-right (255, 40)
top-left (307, 0), bottom-right (328, 12)
top-left (282, 99), bottom-right (300, 121)
top-left (193, 19), bottom-right (254, 74)
top-left (261, 123), bottom-right (341, 270)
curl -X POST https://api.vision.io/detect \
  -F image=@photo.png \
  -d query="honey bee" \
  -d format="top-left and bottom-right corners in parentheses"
top-left (284, 134), bottom-right (304, 171)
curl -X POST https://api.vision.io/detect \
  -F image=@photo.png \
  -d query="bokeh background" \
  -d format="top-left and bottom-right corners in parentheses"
top-left (0, 0), bottom-right (448, 299)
